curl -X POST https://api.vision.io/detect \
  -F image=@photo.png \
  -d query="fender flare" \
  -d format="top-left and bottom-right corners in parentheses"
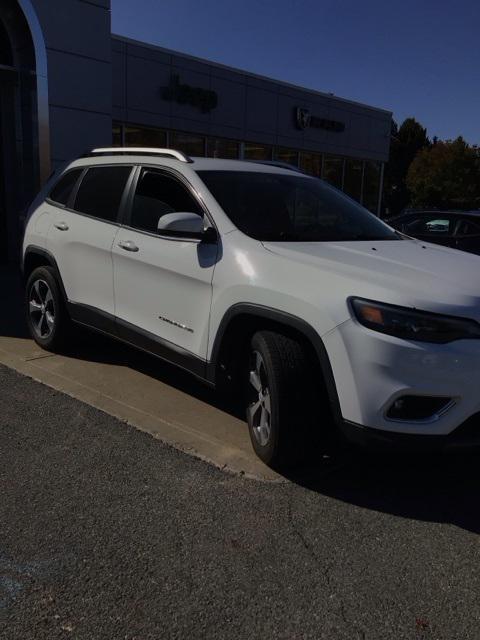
top-left (208, 303), bottom-right (343, 424)
top-left (23, 245), bottom-right (68, 302)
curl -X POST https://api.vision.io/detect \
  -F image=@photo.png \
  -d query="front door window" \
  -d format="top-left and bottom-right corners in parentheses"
top-left (129, 169), bottom-right (203, 234)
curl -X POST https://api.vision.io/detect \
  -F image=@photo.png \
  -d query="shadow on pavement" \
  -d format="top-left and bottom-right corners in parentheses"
top-left (67, 330), bottom-right (243, 417)
top-left (288, 450), bottom-right (480, 535)
top-left (3, 266), bottom-right (480, 534)
top-left (0, 265), bottom-right (242, 418)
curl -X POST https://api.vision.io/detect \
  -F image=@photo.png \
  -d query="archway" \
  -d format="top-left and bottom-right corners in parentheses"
top-left (0, 0), bottom-right (49, 262)
top-left (0, 16), bottom-right (18, 262)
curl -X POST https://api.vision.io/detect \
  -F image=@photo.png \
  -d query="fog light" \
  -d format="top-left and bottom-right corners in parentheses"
top-left (386, 395), bottom-right (453, 421)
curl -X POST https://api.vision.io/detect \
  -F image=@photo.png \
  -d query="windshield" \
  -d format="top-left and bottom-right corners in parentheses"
top-left (198, 170), bottom-right (399, 242)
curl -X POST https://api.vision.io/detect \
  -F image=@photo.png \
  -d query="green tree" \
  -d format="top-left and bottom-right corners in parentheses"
top-left (406, 137), bottom-right (480, 210)
top-left (384, 117), bottom-right (430, 215)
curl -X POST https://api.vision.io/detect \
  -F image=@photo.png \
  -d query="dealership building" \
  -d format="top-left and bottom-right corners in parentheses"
top-left (0, 0), bottom-right (392, 262)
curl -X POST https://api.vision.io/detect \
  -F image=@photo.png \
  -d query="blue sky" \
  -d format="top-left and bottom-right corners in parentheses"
top-left (111, 0), bottom-right (479, 145)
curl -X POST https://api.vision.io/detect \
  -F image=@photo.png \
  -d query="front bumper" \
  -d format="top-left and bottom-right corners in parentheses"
top-left (323, 318), bottom-right (480, 438)
top-left (340, 415), bottom-right (480, 452)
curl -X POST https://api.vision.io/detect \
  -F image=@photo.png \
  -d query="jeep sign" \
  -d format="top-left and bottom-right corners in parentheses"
top-left (162, 74), bottom-right (218, 113)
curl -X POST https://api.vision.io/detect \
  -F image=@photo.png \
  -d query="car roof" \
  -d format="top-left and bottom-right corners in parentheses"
top-left (68, 150), bottom-right (308, 177)
top-left (190, 157), bottom-right (308, 174)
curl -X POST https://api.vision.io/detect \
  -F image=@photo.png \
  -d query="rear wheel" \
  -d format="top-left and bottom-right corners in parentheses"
top-left (246, 330), bottom-right (315, 470)
top-left (25, 266), bottom-right (70, 351)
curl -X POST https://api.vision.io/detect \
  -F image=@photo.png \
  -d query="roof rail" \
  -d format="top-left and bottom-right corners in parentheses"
top-left (87, 147), bottom-right (193, 163)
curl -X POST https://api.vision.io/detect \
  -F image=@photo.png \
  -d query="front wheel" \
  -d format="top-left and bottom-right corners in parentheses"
top-left (246, 330), bottom-right (314, 470)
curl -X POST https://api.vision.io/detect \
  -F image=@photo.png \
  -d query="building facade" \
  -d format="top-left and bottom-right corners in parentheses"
top-left (0, 0), bottom-right (392, 262)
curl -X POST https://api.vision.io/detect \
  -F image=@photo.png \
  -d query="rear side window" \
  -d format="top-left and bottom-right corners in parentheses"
top-left (74, 166), bottom-right (132, 222)
top-left (49, 169), bottom-right (83, 206)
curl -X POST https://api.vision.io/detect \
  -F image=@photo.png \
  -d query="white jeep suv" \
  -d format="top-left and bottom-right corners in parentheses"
top-left (23, 148), bottom-right (480, 468)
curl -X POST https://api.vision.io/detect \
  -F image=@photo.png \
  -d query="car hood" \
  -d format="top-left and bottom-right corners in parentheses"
top-left (263, 238), bottom-right (480, 320)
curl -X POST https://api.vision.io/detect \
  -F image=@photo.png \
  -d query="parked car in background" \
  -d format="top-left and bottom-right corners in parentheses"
top-left (389, 210), bottom-right (480, 255)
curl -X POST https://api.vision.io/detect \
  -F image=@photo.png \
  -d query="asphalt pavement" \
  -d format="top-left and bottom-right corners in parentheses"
top-left (1, 363), bottom-right (480, 639)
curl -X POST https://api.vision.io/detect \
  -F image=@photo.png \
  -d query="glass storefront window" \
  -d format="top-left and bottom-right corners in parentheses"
top-left (0, 20), bottom-right (13, 66)
top-left (206, 137), bottom-right (239, 159)
top-left (243, 143), bottom-right (272, 161)
top-left (125, 125), bottom-right (167, 148)
top-left (363, 161), bottom-right (380, 213)
top-left (343, 159), bottom-right (363, 203)
top-left (110, 124), bottom-right (383, 212)
top-left (170, 132), bottom-right (206, 156)
top-left (299, 152), bottom-right (322, 178)
top-left (274, 147), bottom-right (299, 168)
top-left (323, 155), bottom-right (344, 189)
top-left (112, 123), bottom-right (122, 147)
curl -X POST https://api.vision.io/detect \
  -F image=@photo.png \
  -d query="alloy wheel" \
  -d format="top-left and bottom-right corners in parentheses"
top-left (247, 350), bottom-right (272, 446)
top-left (29, 279), bottom-right (56, 339)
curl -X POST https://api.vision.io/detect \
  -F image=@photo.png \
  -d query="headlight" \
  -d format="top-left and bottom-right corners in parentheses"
top-left (350, 298), bottom-right (480, 343)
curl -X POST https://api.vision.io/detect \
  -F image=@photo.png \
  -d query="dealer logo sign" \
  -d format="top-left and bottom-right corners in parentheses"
top-left (295, 107), bottom-right (345, 133)
top-left (162, 74), bottom-right (218, 113)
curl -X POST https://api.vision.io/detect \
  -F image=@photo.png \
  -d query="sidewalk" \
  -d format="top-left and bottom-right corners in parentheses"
top-left (0, 266), bottom-right (280, 481)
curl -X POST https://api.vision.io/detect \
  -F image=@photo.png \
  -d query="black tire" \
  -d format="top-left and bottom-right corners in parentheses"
top-left (25, 266), bottom-right (71, 352)
top-left (245, 330), bottom-right (315, 470)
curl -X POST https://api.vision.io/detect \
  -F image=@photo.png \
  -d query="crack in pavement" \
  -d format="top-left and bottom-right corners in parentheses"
top-left (287, 492), bottom-right (368, 639)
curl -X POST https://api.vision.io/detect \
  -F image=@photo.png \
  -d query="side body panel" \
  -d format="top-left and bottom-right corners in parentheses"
top-left (47, 208), bottom-right (119, 316)
top-left (112, 228), bottom-right (217, 358)
top-left (22, 203), bottom-right (56, 253)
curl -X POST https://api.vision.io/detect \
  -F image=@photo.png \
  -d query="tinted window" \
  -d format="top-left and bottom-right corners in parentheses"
top-left (343, 159), bottom-right (363, 203)
top-left (274, 147), bottom-right (299, 168)
top-left (244, 143), bottom-right (272, 161)
top-left (0, 20), bottom-right (13, 67)
top-left (125, 125), bottom-right (167, 147)
top-left (322, 156), bottom-right (344, 189)
top-left (49, 169), bottom-right (83, 206)
top-left (455, 219), bottom-right (480, 236)
top-left (199, 170), bottom-right (398, 242)
top-left (300, 152), bottom-right (322, 178)
top-left (74, 166), bottom-right (132, 222)
top-left (363, 161), bottom-right (380, 213)
top-left (206, 137), bottom-right (239, 159)
top-left (130, 170), bottom-right (202, 234)
top-left (170, 132), bottom-right (205, 157)
top-left (404, 216), bottom-right (453, 235)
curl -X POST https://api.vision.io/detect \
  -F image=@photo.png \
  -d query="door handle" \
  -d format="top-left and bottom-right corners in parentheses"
top-left (118, 240), bottom-right (139, 252)
top-left (54, 222), bottom-right (69, 231)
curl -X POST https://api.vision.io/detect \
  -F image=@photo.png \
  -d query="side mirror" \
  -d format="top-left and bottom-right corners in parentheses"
top-left (201, 226), bottom-right (218, 244)
top-left (157, 212), bottom-right (218, 242)
top-left (157, 212), bottom-right (204, 235)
